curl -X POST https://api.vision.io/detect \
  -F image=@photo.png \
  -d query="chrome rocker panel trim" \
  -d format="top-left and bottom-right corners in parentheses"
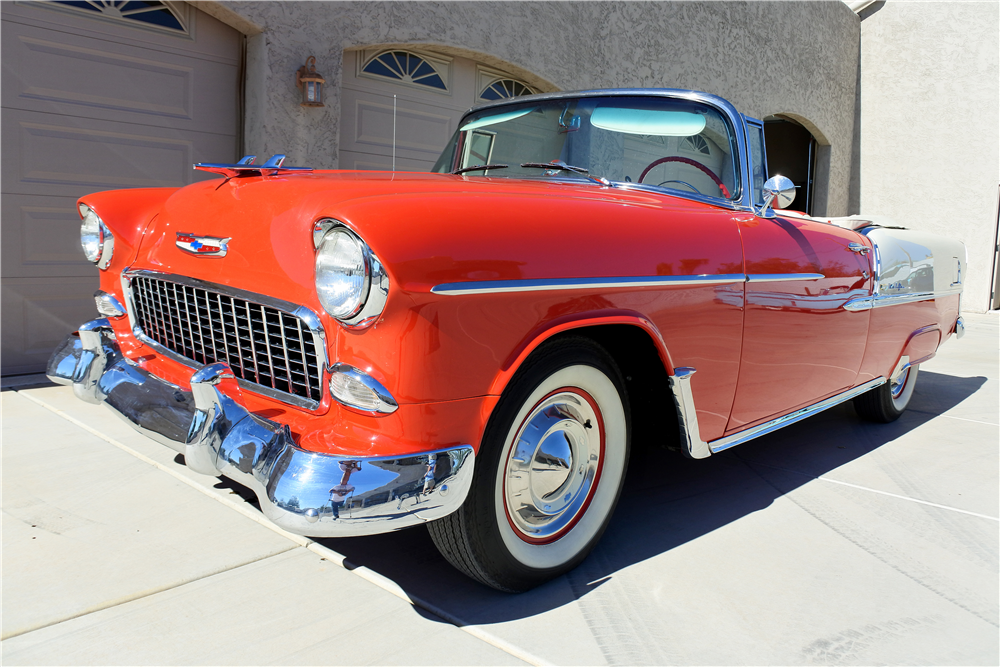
top-left (47, 320), bottom-right (475, 538)
top-left (669, 368), bottom-right (886, 459)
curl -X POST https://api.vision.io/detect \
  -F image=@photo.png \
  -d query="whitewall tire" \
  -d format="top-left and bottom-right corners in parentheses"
top-left (428, 337), bottom-right (630, 592)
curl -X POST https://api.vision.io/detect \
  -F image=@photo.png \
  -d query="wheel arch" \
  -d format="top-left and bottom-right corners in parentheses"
top-left (486, 314), bottom-right (681, 453)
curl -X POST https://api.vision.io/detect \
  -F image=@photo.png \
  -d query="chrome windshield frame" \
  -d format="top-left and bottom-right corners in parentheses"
top-left (451, 88), bottom-right (755, 212)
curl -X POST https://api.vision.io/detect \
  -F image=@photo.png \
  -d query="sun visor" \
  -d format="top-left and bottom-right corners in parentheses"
top-left (591, 107), bottom-right (707, 136)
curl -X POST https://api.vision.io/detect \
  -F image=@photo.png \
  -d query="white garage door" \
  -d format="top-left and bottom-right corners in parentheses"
top-left (1, 1), bottom-right (241, 374)
top-left (340, 48), bottom-right (537, 172)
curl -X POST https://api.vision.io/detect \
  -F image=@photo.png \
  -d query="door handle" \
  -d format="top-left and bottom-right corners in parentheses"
top-left (847, 242), bottom-right (870, 255)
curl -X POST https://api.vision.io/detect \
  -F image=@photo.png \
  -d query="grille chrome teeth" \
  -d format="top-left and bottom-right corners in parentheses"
top-left (130, 276), bottom-right (322, 404)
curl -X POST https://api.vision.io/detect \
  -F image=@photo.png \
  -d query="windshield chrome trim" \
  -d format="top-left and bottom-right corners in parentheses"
top-left (454, 88), bottom-right (752, 210)
top-left (431, 274), bottom-right (746, 295)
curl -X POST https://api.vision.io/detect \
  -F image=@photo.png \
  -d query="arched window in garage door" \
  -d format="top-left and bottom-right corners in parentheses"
top-left (360, 50), bottom-right (450, 92)
top-left (49, 1), bottom-right (189, 34)
top-left (479, 78), bottom-right (535, 101)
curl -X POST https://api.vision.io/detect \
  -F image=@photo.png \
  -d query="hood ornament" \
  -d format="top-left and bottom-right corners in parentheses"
top-left (194, 154), bottom-right (312, 178)
top-left (176, 232), bottom-right (231, 257)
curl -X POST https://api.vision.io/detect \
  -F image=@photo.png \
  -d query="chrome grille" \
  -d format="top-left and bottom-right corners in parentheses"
top-left (129, 275), bottom-right (323, 405)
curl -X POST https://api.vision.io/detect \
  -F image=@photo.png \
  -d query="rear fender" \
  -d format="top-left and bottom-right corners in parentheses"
top-left (898, 324), bottom-right (942, 369)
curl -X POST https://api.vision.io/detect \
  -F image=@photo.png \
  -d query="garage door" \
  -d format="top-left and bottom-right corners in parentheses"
top-left (1, 1), bottom-right (241, 374)
top-left (340, 48), bottom-right (537, 172)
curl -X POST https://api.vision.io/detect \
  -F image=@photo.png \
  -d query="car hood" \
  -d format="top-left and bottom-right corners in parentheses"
top-left (135, 170), bottom-right (723, 298)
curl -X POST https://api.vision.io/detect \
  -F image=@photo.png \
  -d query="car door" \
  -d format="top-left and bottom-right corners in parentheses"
top-left (726, 212), bottom-right (873, 433)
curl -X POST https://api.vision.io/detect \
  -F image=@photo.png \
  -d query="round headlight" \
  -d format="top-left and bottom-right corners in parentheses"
top-left (80, 204), bottom-right (103, 263)
top-left (79, 204), bottom-right (113, 269)
top-left (316, 228), bottom-right (369, 319)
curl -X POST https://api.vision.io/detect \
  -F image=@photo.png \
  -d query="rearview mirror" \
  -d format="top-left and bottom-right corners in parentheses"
top-left (758, 175), bottom-right (796, 218)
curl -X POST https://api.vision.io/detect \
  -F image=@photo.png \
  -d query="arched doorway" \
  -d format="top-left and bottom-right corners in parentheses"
top-left (339, 47), bottom-right (545, 172)
top-left (763, 116), bottom-right (818, 215)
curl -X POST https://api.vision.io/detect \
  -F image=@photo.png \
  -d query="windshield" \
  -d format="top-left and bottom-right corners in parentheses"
top-left (433, 96), bottom-right (740, 201)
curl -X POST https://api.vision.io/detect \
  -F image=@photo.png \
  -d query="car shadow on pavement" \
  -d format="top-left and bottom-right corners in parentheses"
top-left (312, 370), bottom-right (988, 622)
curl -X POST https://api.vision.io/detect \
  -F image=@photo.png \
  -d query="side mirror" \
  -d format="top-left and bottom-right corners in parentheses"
top-left (757, 175), bottom-right (796, 218)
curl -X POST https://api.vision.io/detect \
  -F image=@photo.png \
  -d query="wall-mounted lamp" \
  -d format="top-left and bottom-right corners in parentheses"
top-left (296, 56), bottom-right (326, 107)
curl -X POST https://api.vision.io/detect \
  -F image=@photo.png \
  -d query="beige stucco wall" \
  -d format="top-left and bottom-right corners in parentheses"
top-left (212, 1), bottom-right (860, 216)
top-left (858, 1), bottom-right (999, 312)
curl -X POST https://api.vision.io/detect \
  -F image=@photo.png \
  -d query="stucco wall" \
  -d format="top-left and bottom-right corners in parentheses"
top-left (858, 1), bottom-right (999, 312)
top-left (217, 1), bottom-right (860, 216)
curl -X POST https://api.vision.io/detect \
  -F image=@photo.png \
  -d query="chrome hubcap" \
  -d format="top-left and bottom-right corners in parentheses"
top-left (503, 390), bottom-right (602, 542)
top-left (890, 366), bottom-right (910, 399)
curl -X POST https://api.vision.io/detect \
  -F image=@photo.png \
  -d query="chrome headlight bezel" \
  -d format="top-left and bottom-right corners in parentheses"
top-left (79, 203), bottom-right (114, 270)
top-left (313, 219), bottom-right (389, 328)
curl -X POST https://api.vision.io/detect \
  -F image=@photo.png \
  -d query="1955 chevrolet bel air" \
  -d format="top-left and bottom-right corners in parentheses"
top-left (48, 88), bottom-right (967, 592)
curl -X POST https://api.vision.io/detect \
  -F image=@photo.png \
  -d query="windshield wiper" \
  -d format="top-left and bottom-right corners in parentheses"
top-left (520, 161), bottom-right (612, 187)
top-left (452, 164), bottom-right (509, 175)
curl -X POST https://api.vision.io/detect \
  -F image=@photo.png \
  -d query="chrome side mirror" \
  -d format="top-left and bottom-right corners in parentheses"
top-left (757, 175), bottom-right (796, 218)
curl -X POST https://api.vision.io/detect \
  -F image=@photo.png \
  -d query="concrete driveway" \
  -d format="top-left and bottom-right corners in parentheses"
top-left (3, 313), bottom-right (997, 665)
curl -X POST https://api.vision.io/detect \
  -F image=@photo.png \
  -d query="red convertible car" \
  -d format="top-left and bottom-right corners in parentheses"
top-left (49, 89), bottom-right (967, 592)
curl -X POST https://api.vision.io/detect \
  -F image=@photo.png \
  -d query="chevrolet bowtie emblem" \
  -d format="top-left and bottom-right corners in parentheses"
top-left (176, 232), bottom-right (231, 257)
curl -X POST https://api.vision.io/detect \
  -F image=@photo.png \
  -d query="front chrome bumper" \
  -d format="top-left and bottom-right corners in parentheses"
top-left (47, 319), bottom-right (474, 537)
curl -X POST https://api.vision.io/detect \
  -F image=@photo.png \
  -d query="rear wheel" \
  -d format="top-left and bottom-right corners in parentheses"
top-left (853, 362), bottom-right (919, 423)
top-left (428, 337), bottom-right (630, 592)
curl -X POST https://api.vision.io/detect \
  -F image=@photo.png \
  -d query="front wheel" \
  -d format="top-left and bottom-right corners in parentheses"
top-left (853, 363), bottom-right (919, 423)
top-left (428, 337), bottom-right (630, 592)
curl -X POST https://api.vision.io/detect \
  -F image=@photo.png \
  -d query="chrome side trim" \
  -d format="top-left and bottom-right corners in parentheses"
top-left (46, 331), bottom-right (475, 538)
top-left (843, 288), bottom-right (963, 312)
top-left (746, 273), bottom-right (824, 283)
top-left (842, 297), bottom-right (873, 312)
top-left (432, 273), bottom-right (826, 295)
top-left (121, 269), bottom-right (328, 411)
top-left (431, 274), bottom-right (746, 295)
top-left (668, 369), bottom-right (886, 458)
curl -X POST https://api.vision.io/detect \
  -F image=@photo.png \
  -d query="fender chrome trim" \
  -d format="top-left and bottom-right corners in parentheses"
top-left (745, 273), bottom-right (824, 283)
top-left (669, 369), bottom-right (886, 458)
top-left (432, 273), bottom-right (828, 295)
top-left (432, 274), bottom-right (745, 295)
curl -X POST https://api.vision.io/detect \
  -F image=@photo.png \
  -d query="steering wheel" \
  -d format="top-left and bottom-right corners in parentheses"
top-left (638, 156), bottom-right (730, 198)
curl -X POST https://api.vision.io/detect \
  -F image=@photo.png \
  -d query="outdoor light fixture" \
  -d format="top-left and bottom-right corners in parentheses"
top-left (296, 56), bottom-right (325, 107)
